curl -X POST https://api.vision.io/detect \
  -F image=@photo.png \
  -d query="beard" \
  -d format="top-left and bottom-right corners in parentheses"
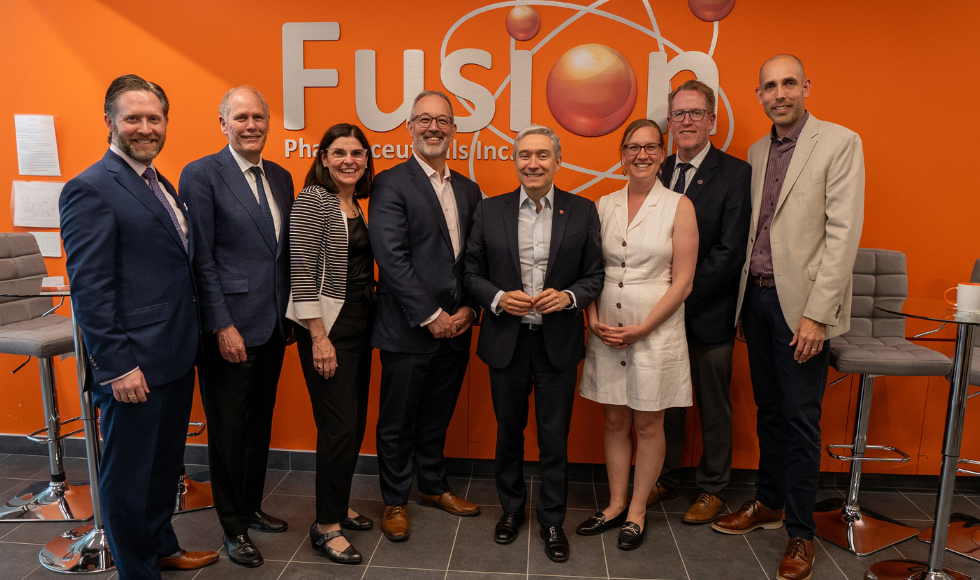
top-left (113, 132), bottom-right (165, 163)
top-left (413, 130), bottom-right (450, 159)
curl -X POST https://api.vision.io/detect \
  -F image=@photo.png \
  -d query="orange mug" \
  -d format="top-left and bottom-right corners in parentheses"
top-left (945, 283), bottom-right (980, 312)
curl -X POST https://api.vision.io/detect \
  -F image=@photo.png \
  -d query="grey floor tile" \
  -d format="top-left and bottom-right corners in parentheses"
top-left (529, 576), bottom-right (606, 580)
top-left (0, 455), bottom-right (50, 479)
top-left (291, 498), bottom-right (383, 564)
top-left (194, 556), bottom-right (288, 579)
top-left (364, 567), bottom-right (447, 580)
top-left (263, 469), bottom-right (288, 494)
top-left (604, 510), bottom-right (688, 580)
top-left (450, 573), bottom-right (530, 580)
top-left (818, 539), bottom-right (909, 580)
top-left (659, 486), bottom-right (706, 515)
top-left (448, 504), bottom-right (529, 575)
top-left (0, 478), bottom-right (30, 500)
top-left (368, 500), bottom-right (461, 569)
top-left (278, 560), bottom-right (368, 579)
top-left (855, 491), bottom-right (934, 522)
top-left (236, 493), bottom-right (315, 561)
top-left (746, 528), bottom-right (846, 579)
top-left (670, 512), bottom-right (767, 580)
top-left (903, 492), bottom-right (980, 520)
top-left (349, 474), bottom-right (383, 501)
top-left (888, 534), bottom-right (980, 579)
top-left (0, 541), bottom-right (44, 579)
top-left (528, 507), bottom-right (606, 577)
top-left (170, 505), bottom-right (225, 553)
top-left (271, 471), bottom-right (315, 497)
top-left (463, 477), bottom-right (502, 506)
top-left (0, 521), bottom-right (80, 545)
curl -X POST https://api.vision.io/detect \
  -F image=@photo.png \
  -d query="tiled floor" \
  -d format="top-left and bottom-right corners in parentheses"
top-left (3, 452), bottom-right (980, 580)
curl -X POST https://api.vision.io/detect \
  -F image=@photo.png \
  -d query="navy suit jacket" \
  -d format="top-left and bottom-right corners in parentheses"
top-left (180, 147), bottom-right (294, 346)
top-left (463, 187), bottom-right (604, 370)
top-left (369, 156), bottom-right (481, 354)
top-left (60, 149), bottom-right (200, 393)
top-left (661, 145), bottom-right (751, 344)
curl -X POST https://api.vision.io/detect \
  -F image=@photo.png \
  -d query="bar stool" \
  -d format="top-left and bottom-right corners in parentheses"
top-left (0, 233), bottom-right (91, 522)
top-left (174, 422), bottom-right (214, 513)
top-left (813, 248), bottom-right (952, 555)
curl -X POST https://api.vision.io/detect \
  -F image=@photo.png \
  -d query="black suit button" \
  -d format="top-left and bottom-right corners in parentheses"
top-left (88, 354), bottom-right (93, 361)
top-left (620, 361), bottom-right (626, 366)
top-left (93, 364), bottom-right (100, 370)
top-left (621, 241), bottom-right (627, 247)
top-left (618, 282), bottom-right (623, 288)
top-left (616, 303), bottom-right (621, 308)
top-left (618, 323), bottom-right (623, 327)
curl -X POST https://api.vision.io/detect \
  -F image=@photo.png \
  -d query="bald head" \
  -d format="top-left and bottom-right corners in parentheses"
top-left (759, 54), bottom-right (805, 86)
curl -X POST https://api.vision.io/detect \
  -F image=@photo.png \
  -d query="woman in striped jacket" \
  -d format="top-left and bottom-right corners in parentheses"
top-left (287, 123), bottom-right (375, 565)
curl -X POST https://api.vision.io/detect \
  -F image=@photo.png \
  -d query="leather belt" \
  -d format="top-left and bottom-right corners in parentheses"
top-left (750, 275), bottom-right (776, 288)
top-left (521, 323), bottom-right (543, 331)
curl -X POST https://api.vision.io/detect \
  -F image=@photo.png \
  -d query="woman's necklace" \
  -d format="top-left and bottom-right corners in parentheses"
top-left (338, 195), bottom-right (359, 217)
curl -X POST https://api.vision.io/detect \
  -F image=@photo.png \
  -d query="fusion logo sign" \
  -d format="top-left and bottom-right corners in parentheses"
top-left (281, 0), bottom-right (736, 193)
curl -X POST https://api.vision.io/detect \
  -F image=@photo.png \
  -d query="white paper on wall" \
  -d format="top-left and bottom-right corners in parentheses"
top-left (29, 232), bottom-right (62, 257)
top-left (14, 115), bottom-right (61, 176)
top-left (12, 181), bottom-right (63, 228)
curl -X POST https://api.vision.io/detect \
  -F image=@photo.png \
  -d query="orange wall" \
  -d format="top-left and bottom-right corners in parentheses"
top-left (1, 1), bottom-right (979, 471)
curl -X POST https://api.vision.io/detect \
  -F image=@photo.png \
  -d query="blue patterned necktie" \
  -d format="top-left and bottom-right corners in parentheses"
top-left (142, 168), bottom-right (188, 252)
top-left (672, 163), bottom-right (693, 194)
top-left (249, 166), bottom-right (278, 247)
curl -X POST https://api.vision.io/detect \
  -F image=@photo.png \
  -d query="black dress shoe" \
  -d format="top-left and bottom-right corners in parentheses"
top-left (223, 533), bottom-right (264, 568)
top-left (248, 510), bottom-right (288, 533)
top-left (494, 511), bottom-right (525, 544)
top-left (310, 523), bottom-right (362, 564)
top-left (618, 521), bottom-right (645, 550)
top-left (576, 509), bottom-right (627, 536)
top-left (539, 525), bottom-right (570, 562)
top-left (341, 514), bottom-right (374, 531)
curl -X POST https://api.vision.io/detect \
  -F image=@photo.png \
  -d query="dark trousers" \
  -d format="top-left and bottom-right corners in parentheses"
top-left (199, 326), bottom-right (285, 537)
top-left (376, 340), bottom-right (469, 505)
top-left (489, 326), bottom-right (578, 527)
top-left (93, 367), bottom-right (195, 580)
top-left (296, 297), bottom-right (373, 524)
top-left (742, 283), bottom-right (829, 540)
top-left (661, 338), bottom-right (735, 495)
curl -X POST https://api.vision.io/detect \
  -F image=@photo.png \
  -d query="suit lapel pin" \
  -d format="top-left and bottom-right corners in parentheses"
top-left (559, 210), bottom-right (564, 214)
top-left (697, 179), bottom-right (703, 185)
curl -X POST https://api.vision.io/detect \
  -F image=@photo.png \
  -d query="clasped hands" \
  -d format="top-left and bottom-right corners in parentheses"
top-left (427, 306), bottom-right (476, 339)
top-left (589, 321), bottom-right (649, 349)
top-left (499, 288), bottom-right (570, 317)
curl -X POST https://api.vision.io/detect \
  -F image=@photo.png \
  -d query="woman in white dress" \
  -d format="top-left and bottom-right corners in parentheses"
top-left (576, 119), bottom-right (698, 549)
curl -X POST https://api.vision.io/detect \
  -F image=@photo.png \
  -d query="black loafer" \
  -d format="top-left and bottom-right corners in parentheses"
top-left (494, 511), bottom-right (525, 544)
top-left (248, 510), bottom-right (288, 533)
top-left (223, 533), bottom-right (263, 568)
top-left (540, 525), bottom-right (570, 562)
top-left (310, 523), bottom-right (362, 564)
top-left (618, 521), bottom-right (645, 550)
top-left (341, 514), bottom-right (374, 531)
top-left (576, 509), bottom-right (627, 536)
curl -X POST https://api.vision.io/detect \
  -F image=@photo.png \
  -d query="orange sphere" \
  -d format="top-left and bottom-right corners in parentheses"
top-left (546, 44), bottom-right (638, 137)
top-left (688, 0), bottom-right (736, 21)
top-left (505, 6), bottom-right (541, 41)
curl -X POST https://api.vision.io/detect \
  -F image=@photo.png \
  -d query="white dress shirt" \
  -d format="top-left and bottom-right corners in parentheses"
top-left (415, 154), bottom-right (463, 326)
top-left (228, 145), bottom-right (281, 239)
top-left (668, 142), bottom-right (711, 194)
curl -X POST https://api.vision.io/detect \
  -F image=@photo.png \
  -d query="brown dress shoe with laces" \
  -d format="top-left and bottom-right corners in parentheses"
top-left (382, 504), bottom-right (411, 541)
top-left (777, 538), bottom-right (814, 580)
top-left (158, 550), bottom-right (219, 570)
top-left (711, 499), bottom-right (783, 534)
top-left (646, 482), bottom-right (679, 506)
top-left (417, 490), bottom-right (481, 516)
top-left (683, 492), bottom-right (724, 524)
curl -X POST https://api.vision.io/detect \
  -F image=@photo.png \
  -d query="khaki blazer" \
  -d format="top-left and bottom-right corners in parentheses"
top-left (735, 114), bottom-right (865, 339)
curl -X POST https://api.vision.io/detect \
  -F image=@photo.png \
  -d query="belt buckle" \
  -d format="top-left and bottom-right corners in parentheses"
top-left (526, 323), bottom-right (542, 331)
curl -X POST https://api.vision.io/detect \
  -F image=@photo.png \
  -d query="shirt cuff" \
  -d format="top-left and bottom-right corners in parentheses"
top-left (563, 291), bottom-right (577, 310)
top-left (421, 308), bottom-right (443, 327)
top-left (490, 291), bottom-right (504, 315)
top-left (101, 367), bottom-right (140, 386)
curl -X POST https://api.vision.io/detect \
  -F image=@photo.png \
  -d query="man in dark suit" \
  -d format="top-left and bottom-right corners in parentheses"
top-left (179, 86), bottom-right (294, 567)
top-left (60, 74), bottom-right (218, 580)
top-left (369, 90), bottom-right (483, 542)
top-left (463, 125), bottom-right (603, 562)
top-left (652, 80), bottom-right (751, 524)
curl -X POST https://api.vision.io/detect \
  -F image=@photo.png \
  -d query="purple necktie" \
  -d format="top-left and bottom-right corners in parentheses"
top-left (142, 167), bottom-right (188, 252)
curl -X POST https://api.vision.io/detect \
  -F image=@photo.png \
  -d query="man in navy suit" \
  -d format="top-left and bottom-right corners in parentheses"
top-left (369, 90), bottom-right (483, 542)
top-left (179, 86), bottom-right (294, 567)
top-left (463, 125), bottom-right (603, 562)
top-left (60, 74), bottom-right (218, 580)
top-left (652, 80), bottom-right (751, 523)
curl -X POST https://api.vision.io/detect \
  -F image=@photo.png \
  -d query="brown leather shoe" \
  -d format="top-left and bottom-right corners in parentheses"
top-left (158, 550), bottom-right (219, 570)
top-left (776, 538), bottom-right (814, 580)
top-left (683, 492), bottom-right (724, 524)
top-left (646, 482), bottom-right (679, 506)
top-left (711, 499), bottom-right (783, 534)
top-left (382, 504), bottom-right (410, 541)
top-left (417, 490), bottom-right (481, 516)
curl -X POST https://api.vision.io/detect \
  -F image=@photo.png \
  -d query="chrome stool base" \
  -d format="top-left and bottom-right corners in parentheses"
top-left (865, 559), bottom-right (972, 580)
top-left (917, 513), bottom-right (980, 563)
top-left (814, 498), bottom-right (918, 556)
top-left (39, 524), bottom-right (113, 573)
top-left (0, 480), bottom-right (93, 522)
top-left (175, 471), bottom-right (214, 513)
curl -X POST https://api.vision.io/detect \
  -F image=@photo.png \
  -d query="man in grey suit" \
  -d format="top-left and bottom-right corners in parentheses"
top-left (711, 55), bottom-right (864, 580)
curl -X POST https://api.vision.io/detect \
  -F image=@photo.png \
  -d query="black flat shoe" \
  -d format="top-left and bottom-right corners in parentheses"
top-left (248, 510), bottom-right (288, 533)
top-left (310, 523), bottom-right (362, 564)
top-left (618, 521), bottom-right (645, 550)
top-left (494, 511), bottom-right (525, 544)
top-left (223, 533), bottom-right (264, 568)
top-left (576, 509), bottom-right (627, 536)
top-left (341, 514), bottom-right (374, 531)
top-left (539, 525), bottom-right (570, 562)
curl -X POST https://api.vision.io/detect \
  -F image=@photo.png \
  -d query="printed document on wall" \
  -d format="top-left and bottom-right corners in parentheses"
top-left (29, 232), bottom-right (62, 257)
top-left (14, 115), bottom-right (61, 176)
top-left (12, 181), bottom-right (62, 228)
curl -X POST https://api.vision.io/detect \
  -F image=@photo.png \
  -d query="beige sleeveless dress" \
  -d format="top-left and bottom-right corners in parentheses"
top-left (578, 181), bottom-right (693, 411)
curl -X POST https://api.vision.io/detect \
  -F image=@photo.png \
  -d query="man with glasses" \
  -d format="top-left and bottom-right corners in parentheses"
top-left (369, 90), bottom-right (483, 542)
top-left (651, 80), bottom-right (751, 525)
top-left (714, 55), bottom-right (864, 580)
top-left (179, 86), bottom-right (294, 567)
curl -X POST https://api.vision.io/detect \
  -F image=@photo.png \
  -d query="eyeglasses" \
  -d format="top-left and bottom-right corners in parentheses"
top-left (328, 148), bottom-right (367, 160)
top-left (623, 143), bottom-right (663, 156)
top-left (669, 108), bottom-right (709, 122)
top-left (412, 114), bottom-right (453, 129)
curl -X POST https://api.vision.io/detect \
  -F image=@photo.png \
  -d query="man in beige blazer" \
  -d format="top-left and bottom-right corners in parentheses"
top-left (711, 54), bottom-right (864, 580)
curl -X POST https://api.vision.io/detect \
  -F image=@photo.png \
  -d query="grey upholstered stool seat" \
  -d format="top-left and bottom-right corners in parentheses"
top-left (0, 315), bottom-right (75, 358)
top-left (814, 248), bottom-right (952, 556)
